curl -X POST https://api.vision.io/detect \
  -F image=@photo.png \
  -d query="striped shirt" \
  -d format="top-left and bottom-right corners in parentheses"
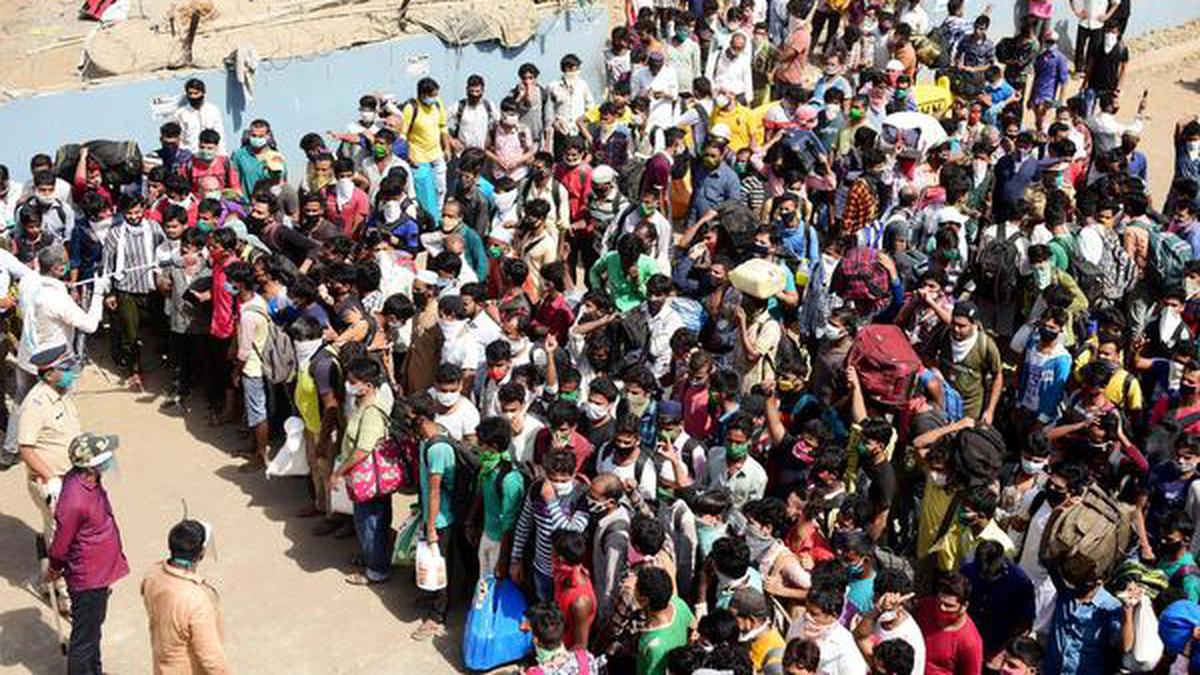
top-left (510, 489), bottom-right (589, 577)
top-left (102, 220), bottom-right (165, 295)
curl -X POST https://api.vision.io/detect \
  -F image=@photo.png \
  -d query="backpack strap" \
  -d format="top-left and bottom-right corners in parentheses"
top-left (933, 491), bottom-right (962, 545)
top-left (575, 649), bottom-right (589, 675)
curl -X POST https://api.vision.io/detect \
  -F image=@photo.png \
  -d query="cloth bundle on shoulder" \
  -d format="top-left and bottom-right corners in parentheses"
top-left (1039, 484), bottom-right (1134, 589)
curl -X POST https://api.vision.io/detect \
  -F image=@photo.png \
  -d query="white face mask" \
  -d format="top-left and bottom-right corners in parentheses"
top-left (715, 94), bottom-right (731, 109)
top-left (382, 201), bottom-right (402, 223)
top-left (583, 401), bottom-right (609, 421)
top-left (1103, 33), bottom-right (1118, 51)
top-left (1021, 458), bottom-right (1047, 475)
top-left (501, 113), bottom-right (519, 126)
top-left (1160, 307), bottom-right (1184, 344)
top-left (335, 177), bottom-right (355, 201)
top-left (930, 470), bottom-right (949, 487)
top-left (878, 610), bottom-right (898, 624)
top-left (438, 319), bottom-right (465, 336)
top-left (205, 190), bottom-right (222, 201)
top-left (551, 479), bottom-right (575, 497)
top-left (1189, 141), bottom-right (1200, 158)
top-left (433, 389), bottom-right (460, 408)
top-left (360, 110), bottom-right (377, 124)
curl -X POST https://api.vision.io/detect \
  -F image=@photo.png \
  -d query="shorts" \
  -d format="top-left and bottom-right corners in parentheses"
top-left (243, 375), bottom-right (268, 427)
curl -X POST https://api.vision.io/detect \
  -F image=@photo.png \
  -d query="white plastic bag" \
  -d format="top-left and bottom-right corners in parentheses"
top-left (329, 479), bottom-right (353, 516)
top-left (266, 417), bottom-right (309, 478)
top-left (415, 541), bottom-right (447, 591)
top-left (1123, 595), bottom-right (1163, 672)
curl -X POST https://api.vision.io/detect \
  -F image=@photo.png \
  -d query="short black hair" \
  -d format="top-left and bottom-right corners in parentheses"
top-left (168, 519), bottom-right (207, 562)
top-left (635, 566), bottom-right (673, 611)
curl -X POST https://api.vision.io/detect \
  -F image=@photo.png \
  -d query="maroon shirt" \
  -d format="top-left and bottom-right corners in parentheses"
top-left (49, 471), bottom-right (129, 592)
top-left (641, 152), bottom-right (672, 196)
top-left (532, 292), bottom-right (575, 346)
top-left (533, 428), bottom-right (594, 476)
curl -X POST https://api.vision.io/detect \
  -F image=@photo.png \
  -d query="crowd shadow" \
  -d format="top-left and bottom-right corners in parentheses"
top-left (1179, 78), bottom-right (1200, 95)
top-left (0, 606), bottom-right (63, 673)
top-left (0, 514), bottom-right (38, 590)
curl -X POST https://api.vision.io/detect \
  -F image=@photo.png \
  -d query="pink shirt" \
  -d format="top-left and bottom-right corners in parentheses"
top-left (324, 189), bottom-right (370, 238)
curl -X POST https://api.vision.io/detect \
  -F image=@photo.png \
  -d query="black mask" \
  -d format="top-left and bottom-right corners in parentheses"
top-left (188, 96), bottom-right (204, 109)
top-left (1039, 326), bottom-right (1060, 343)
top-left (1045, 487), bottom-right (1068, 508)
top-left (1160, 539), bottom-right (1186, 558)
top-left (245, 216), bottom-right (265, 234)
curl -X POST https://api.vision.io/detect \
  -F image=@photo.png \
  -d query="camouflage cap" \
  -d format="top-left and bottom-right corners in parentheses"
top-left (68, 433), bottom-right (120, 469)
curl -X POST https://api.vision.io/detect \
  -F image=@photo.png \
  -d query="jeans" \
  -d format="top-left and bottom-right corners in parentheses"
top-left (353, 496), bottom-right (394, 581)
top-left (68, 587), bottom-right (110, 675)
top-left (534, 569), bottom-right (554, 603)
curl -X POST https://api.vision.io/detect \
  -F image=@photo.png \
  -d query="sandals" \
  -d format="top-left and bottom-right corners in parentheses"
top-left (344, 572), bottom-right (387, 586)
top-left (410, 619), bottom-right (447, 641)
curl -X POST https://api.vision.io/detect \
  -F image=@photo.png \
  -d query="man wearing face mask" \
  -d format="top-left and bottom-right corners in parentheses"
top-left (409, 392), bottom-right (458, 639)
top-left (358, 128), bottom-right (409, 203)
top-left (1081, 19), bottom-right (1129, 111)
top-left (183, 129), bottom-right (240, 199)
top-left (1154, 512), bottom-right (1200, 603)
top-left (853, 570), bottom-right (926, 674)
top-left (787, 582), bottom-right (869, 675)
top-left (230, 119), bottom-right (283, 198)
top-left (102, 194), bottom-right (165, 391)
top-left (141, 519), bottom-right (230, 674)
top-left (46, 432), bottom-right (128, 675)
top-left (585, 473), bottom-right (632, 622)
top-left (729, 588), bottom-right (787, 675)
top-left (914, 572), bottom-right (984, 675)
top-left (1013, 308), bottom-right (1072, 428)
top-left (688, 142), bottom-right (743, 228)
top-left (15, 346), bottom-right (85, 612)
top-left (594, 415), bottom-right (658, 501)
top-left (701, 414), bottom-right (767, 509)
top-left (172, 78), bottom-right (225, 154)
top-left (429, 362), bottom-right (480, 443)
top-left (1015, 460), bottom-right (1089, 635)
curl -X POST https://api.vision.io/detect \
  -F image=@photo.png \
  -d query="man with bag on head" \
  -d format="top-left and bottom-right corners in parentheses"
top-left (141, 519), bottom-right (231, 674)
top-left (46, 432), bottom-right (128, 675)
top-left (17, 345), bottom-right (86, 615)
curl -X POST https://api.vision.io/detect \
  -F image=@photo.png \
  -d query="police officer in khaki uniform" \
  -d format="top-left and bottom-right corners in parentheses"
top-left (17, 344), bottom-right (82, 612)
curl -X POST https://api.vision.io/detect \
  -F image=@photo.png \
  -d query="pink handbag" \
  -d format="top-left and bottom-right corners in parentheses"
top-left (347, 408), bottom-right (404, 503)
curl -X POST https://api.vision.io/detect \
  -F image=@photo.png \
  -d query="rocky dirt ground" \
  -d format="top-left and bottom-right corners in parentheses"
top-left (0, 20), bottom-right (1199, 675)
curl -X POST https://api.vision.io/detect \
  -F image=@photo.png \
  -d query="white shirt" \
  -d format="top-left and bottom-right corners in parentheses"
top-left (467, 311), bottom-right (504, 361)
top-left (1, 182), bottom-right (23, 228)
top-left (452, 99), bottom-right (496, 150)
top-left (630, 64), bottom-right (680, 130)
top-left (17, 275), bottom-right (102, 374)
top-left (1088, 110), bottom-right (1144, 155)
top-left (1076, 223), bottom-right (1106, 266)
top-left (1075, 0), bottom-right (1113, 29)
top-left (646, 303), bottom-right (685, 379)
top-left (173, 100), bottom-right (227, 153)
top-left (547, 77), bottom-right (595, 135)
top-left (706, 47), bottom-right (754, 102)
top-left (595, 447), bottom-right (657, 500)
top-left (360, 155), bottom-right (413, 202)
top-left (433, 395), bottom-right (481, 441)
top-left (786, 621), bottom-right (868, 675)
top-left (509, 415), bottom-right (545, 466)
top-left (874, 614), bottom-right (926, 675)
top-left (899, 6), bottom-right (930, 34)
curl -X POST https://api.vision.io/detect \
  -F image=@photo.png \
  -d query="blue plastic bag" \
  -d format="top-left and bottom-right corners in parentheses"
top-left (462, 577), bottom-right (533, 671)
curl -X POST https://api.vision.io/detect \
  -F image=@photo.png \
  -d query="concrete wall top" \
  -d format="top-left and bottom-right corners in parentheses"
top-left (0, 7), bottom-right (610, 183)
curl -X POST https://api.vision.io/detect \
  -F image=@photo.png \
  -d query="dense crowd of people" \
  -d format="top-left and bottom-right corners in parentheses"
top-left (9, 0), bottom-right (1200, 672)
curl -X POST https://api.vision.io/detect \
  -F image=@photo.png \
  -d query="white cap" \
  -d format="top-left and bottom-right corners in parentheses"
top-left (592, 164), bottom-right (617, 184)
top-left (710, 123), bottom-right (732, 142)
top-left (886, 59), bottom-right (904, 72)
top-left (416, 270), bottom-right (439, 286)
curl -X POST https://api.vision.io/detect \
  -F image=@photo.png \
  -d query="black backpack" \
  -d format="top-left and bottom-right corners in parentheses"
top-left (423, 434), bottom-right (479, 525)
top-left (617, 157), bottom-right (648, 202)
top-left (951, 425), bottom-right (1006, 486)
top-left (1145, 410), bottom-right (1200, 467)
top-left (971, 221), bottom-right (1022, 302)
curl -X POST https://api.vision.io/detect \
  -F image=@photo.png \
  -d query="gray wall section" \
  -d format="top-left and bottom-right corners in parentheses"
top-left (0, 7), bottom-right (610, 182)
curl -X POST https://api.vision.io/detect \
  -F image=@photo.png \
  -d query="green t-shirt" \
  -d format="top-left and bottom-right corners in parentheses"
top-left (339, 404), bottom-right (389, 464)
top-left (1160, 553), bottom-right (1200, 603)
top-left (419, 439), bottom-right (457, 529)
top-left (588, 251), bottom-right (659, 312)
top-left (479, 466), bottom-right (525, 541)
top-left (637, 596), bottom-right (695, 675)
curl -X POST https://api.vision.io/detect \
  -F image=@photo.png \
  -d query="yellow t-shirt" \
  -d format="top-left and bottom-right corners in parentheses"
top-left (1073, 350), bottom-right (1144, 411)
top-left (709, 105), bottom-right (754, 152)
top-left (401, 99), bottom-right (447, 164)
top-left (583, 105), bottom-right (635, 126)
top-left (917, 477), bottom-right (953, 560)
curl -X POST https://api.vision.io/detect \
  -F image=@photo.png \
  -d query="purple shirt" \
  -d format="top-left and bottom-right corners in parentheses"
top-left (1031, 48), bottom-right (1069, 105)
top-left (49, 472), bottom-right (129, 592)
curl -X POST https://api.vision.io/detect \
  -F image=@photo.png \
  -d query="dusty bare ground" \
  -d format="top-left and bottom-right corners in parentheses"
top-left (0, 24), bottom-right (1199, 675)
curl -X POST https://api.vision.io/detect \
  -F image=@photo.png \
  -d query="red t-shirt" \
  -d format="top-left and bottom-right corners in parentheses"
top-left (324, 189), bottom-right (370, 238)
top-left (674, 381), bottom-right (712, 441)
top-left (533, 428), bottom-right (594, 476)
top-left (553, 164), bottom-right (593, 223)
top-left (210, 254), bottom-right (236, 339)
top-left (914, 596), bottom-right (985, 675)
top-left (553, 564), bottom-right (597, 649)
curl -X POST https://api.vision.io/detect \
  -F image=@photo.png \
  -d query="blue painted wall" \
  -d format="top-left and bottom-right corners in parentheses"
top-left (0, 7), bottom-right (610, 181)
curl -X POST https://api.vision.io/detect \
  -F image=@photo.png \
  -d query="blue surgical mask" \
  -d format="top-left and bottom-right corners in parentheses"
top-left (57, 369), bottom-right (78, 390)
top-left (224, 281), bottom-right (237, 294)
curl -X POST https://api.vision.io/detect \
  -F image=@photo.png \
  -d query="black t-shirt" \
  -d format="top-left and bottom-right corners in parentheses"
top-left (862, 459), bottom-right (898, 518)
top-left (1086, 42), bottom-right (1128, 93)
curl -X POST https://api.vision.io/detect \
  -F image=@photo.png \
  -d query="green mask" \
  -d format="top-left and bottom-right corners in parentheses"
top-left (702, 156), bottom-right (721, 170)
top-left (660, 427), bottom-right (680, 442)
top-left (488, 245), bottom-right (504, 259)
top-left (560, 390), bottom-right (580, 403)
top-left (373, 144), bottom-right (389, 159)
top-left (849, 109), bottom-right (865, 122)
top-left (536, 646), bottom-right (566, 665)
top-left (639, 203), bottom-right (656, 217)
top-left (197, 219), bottom-right (214, 234)
top-left (726, 442), bottom-right (750, 461)
top-left (478, 448), bottom-right (504, 474)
